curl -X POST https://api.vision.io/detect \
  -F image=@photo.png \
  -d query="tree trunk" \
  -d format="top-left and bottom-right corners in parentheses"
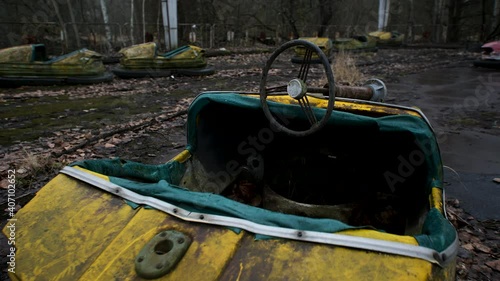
top-left (318, 0), bottom-right (333, 37)
top-left (480, 0), bottom-right (486, 41)
top-left (49, 0), bottom-right (68, 52)
top-left (378, 0), bottom-right (391, 31)
top-left (157, 0), bottom-right (162, 46)
top-left (99, 0), bottom-right (113, 51)
top-left (66, 0), bottom-right (81, 48)
top-left (383, 0), bottom-right (391, 29)
top-left (494, 0), bottom-right (500, 30)
top-left (406, 0), bottom-right (414, 43)
top-left (447, 0), bottom-right (463, 43)
top-left (142, 0), bottom-right (146, 43)
top-left (281, 0), bottom-right (300, 38)
top-left (487, 0), bottom-right (500, 40)
top-left (432, 0), bottom-right (446, 43)
top-left (131, 0), bottom-right (135, 44)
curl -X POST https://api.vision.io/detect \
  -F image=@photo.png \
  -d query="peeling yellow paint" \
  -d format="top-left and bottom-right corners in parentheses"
top-left (252, 94), bottom-right (422, 118)
top-left (172, 149), bottom-right (192, 163)
top-left (431, 187), bottom-right (444, 214)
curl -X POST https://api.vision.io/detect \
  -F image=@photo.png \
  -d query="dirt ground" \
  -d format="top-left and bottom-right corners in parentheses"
top-left (1, 46), bottom-right (499, 280)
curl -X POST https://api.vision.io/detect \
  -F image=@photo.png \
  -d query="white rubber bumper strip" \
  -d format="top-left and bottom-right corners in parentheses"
top-left (61, 166), bottom-right (457, 267)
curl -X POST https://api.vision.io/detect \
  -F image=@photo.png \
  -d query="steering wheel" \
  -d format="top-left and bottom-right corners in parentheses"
top-left (260, 39), bottom-right (335, 137)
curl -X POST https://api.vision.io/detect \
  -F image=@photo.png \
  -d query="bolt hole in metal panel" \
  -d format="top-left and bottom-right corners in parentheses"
top-left (135, 230), bottom-right (192, 279)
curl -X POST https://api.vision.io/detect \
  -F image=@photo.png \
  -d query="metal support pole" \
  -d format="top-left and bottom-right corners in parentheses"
top-left (161, 0), bottom-right (178, 50)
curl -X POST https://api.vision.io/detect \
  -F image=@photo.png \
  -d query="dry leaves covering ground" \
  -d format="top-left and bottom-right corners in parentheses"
top-left (447, 199), bottom-right (500, 280)
top-left (1, 46), bottom-right (498, 280)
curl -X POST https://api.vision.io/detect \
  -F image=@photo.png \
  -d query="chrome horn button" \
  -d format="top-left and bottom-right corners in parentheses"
top-left (287, 78), bottom-right (307, 99)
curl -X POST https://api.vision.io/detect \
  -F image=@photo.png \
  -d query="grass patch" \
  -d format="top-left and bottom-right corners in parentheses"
top-left (16, 150), bottom-right (63, 190)
top-left (21, 151), bottom-right (53, 173)
top-left (450, 118), bottom-right (480, 126)
top-left (331, 51), bottom-right (365, 86)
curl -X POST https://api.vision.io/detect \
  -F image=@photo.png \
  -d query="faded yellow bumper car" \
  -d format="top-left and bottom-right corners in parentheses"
top-left (291, 37), bottom-right (333, 64)
top-left (4, 39), bottom-right (457, 280)
top-left (113, 42), bottom-right (215, 78)
top-left (0, 44), bottom-right (112, 87)
top-left (369, 31), bottom-right (405, 46)
top-left (333, 35), bottom-right (378, 53)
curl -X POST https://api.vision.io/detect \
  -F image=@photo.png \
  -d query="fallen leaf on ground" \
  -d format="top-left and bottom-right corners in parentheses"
top-left (110, 137), bottom-right (121, 144)
top-left (0, 179), bottom-right (9, 189)
top-left (473, 243), bottom-right (491, 253)
top-left (486, 260), bottom-right (500, 272)
top-left (461, 243), bottom-right (474, 251)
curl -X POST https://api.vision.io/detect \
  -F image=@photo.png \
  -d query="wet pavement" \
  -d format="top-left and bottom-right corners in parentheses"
top-left (388, 66), bottom-right (500, 220)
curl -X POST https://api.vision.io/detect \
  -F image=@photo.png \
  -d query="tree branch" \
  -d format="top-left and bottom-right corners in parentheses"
top-left (241, 13), bottom-right (276, 32)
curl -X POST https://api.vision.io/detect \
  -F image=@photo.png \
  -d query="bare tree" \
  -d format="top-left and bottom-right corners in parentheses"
top-left (280, 0), bottom-right (300, 38)
top-left (447, 0), bottom-right (464, 43)
top-left (378, 0), bottom-right (391, 30)
top-left (487, 0), bottom-right (500, 40)
top-left (406, 0), bottom-right (415, 43)
top-left (142, 0), bottom-right (146, 43)
top-left (49, 0), bottom-right (69, 52)
top-left (66, 0), bottom-right (81, 48)
top-left (494, 0), bottom-right (500, 30)
top-left (318, 0), bottom-right (334, 37)
top-left (157, 0), bottom-right (162, 47)
top-left (431, 0), bottom-right (446, 43)
top-left (384, 0), bottom-right (391, 29)
top-left (99, 0), bottom-right (113, 49)
top-left (131, 0), bottom-right (135, 44)
top-left (4, 0), bottom-right (499, 51)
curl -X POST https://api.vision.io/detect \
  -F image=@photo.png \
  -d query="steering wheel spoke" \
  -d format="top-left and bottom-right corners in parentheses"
top-left (297, 96), bottom-right (318, 125)
top-left (265, 85), bottom-right (288, 94)
top-left (298, 48), bottom-right (313, 82)
top-left (260, 39), bottom-right (335, 137)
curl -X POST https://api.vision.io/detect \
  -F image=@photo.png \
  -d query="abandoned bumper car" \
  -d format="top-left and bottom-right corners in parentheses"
top-left (369, 31), bottom-right (405, 47)
top-left (291, 37), bottom-right (333, 64)
top-left (473, 40), bottom-right (500, 70)
top-left (4, 40), bottom-right (457, 280)
top-left (112, 42), bottom-right (215, 78)
top-left (332, 35), bottom-right (378, 53)
top-left (0, 44), bottom-right (112, 87)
